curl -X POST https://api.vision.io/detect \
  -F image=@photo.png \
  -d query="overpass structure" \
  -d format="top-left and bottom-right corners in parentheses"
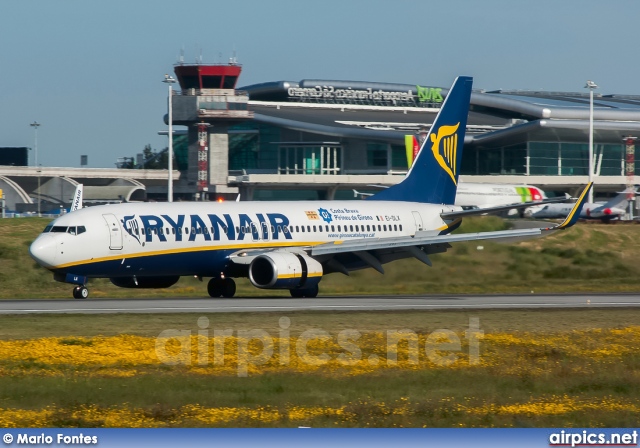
top-left (0, 166), bottom-right (180, 212)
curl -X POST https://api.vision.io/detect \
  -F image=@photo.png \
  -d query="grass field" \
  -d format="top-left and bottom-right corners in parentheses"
top-left (2, 217), bottom-right (640, 427)
top-left (4, 216), bottom-right (640, 298)
top-left (0, 309), bottom-right (638, 427)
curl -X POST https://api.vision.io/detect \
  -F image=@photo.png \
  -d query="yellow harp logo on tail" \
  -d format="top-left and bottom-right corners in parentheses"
top-left (430, 122), bottom-right (460, 185)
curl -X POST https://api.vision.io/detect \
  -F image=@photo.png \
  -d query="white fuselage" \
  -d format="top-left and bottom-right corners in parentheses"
top-left (455, 183), bottom-right (546, 212)
top-left (532, 202), bottom-right (625, 220)
top-left (30, 200), bottom-right (458, 278)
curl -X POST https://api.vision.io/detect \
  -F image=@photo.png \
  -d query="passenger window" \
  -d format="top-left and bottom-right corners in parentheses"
top-left (350, 225), bottom-right (354, 232)
top-left (313, 225), bottom-right (316, 232)
top-left (383, 225), bottom-right (387, 231)
top-left (177, 227), bottom-right (182, 235)
top-left (307, 225), bottom-right (310, 232)
top-left (399, 224), bottom-right (403, 231)
top-left (192, 227), bottom-right (196, 234)
top-left (301, 226), bottom-right (305, 233)
top-left (295, 226), bottom-right (299, 232)
top-left (331, 225), bottom-right (335, 232)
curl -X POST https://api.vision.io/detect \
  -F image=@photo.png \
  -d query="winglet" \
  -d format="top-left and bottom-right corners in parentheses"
top-left (70, 184), bottom-right (83, 212)
top-left (554, 182), bottom-right (593, 229)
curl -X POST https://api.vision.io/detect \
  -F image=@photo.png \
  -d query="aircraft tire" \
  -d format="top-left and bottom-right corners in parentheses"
top-left (222, 278), bottom-right (236, 298)
top-left (207, 278), bottom-right (224, 298)
top-left (289, 285), bottom-right (318, 298)
top-left (73, 285), bottom-right (89, 299)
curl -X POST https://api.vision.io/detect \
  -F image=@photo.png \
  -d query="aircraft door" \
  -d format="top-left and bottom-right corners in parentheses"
top-left (103, 214), bottom-right (123, 250)
top-left (412, 211), bottom-right (424, 233)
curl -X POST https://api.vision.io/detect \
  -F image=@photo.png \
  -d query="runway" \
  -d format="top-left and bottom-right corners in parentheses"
top-left (1, 294), bottom-right (639, 314)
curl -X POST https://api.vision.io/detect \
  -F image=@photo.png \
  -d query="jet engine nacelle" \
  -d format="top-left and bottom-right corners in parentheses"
top-left (110, 276), bottom-right (180, 289)
top-left (248, 251), bottom-right (323, 289)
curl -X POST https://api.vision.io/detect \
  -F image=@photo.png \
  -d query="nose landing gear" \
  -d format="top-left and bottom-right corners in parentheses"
top-left (72, 285), bottom-right (89, 299)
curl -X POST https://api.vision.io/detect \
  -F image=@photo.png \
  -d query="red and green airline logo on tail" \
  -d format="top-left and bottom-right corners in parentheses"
top-left (515, 186), bottom-right (543, 202)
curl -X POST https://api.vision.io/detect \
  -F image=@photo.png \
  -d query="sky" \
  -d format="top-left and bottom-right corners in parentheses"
top-left (1, 0), bottom-right (639, 168)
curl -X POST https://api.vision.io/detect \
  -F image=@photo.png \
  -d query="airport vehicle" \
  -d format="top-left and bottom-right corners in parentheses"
top-left (29, 76), bottom-right (591, 299)
top-left (531, 190), bottom-right (632, 221)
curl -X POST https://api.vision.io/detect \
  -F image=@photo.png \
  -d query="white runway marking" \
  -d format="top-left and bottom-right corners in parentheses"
top-left (1, 295), bottom-right (639, 314)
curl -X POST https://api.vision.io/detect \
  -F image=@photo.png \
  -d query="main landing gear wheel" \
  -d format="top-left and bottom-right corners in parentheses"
top-left (207, 278), bottom-right (236, 298)
top-left (72, 285), bottom-right (89, 299)
top-left (290, 285), bottom-right (319, 298)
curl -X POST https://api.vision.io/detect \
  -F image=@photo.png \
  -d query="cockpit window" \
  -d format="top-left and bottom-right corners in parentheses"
top-left (67, 226), bottom-right (87, 235)
top-left (44, 225), bottom-right (86, 235)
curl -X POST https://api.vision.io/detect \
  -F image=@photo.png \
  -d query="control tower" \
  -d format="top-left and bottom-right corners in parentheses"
top-left (171, 63), bottom-right (253, 199)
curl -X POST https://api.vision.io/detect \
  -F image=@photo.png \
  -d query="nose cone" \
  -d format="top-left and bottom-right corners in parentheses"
top-left (29, 234), bottom-right (57, 268)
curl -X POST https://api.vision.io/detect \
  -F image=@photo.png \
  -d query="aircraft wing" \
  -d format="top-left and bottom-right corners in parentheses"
top-left (311, 183), bottom-right (592, 258)
top-left (440, 197), bottom-right (569, 220)
top-left (229, 184), bottom-right (591, 274)
top-left (310, 227), bottom-right (547, 256)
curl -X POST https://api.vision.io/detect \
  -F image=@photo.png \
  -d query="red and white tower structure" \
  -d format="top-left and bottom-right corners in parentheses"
top-left (170, 62), bottom-right (253, 200)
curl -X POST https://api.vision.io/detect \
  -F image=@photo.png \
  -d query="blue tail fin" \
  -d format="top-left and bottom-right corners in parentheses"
top-left (369, 76), bottom-right (473, 204)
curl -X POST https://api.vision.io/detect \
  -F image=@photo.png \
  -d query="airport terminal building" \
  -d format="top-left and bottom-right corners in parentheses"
top-left (4, 62), bottom-right (640, 211)
top-left (167, 63), bottom-right (640, 201)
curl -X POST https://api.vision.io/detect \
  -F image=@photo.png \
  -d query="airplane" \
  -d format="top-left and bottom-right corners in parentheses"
top-left (531, 189), bottom-right (634, 222)
top-left (405, 133), bottom-right (557, 215)
top-left (455, 183), bottom-right (553, 216)
top-left (29, 76), bottom-right (592, 299)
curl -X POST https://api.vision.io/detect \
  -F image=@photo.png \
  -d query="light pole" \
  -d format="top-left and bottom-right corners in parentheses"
top-left (585, 80), bottom-right (598, 203)
top-left (163, 74), bottom-right (177, 202)
top-left (30, 121), bottom-right (41, 216)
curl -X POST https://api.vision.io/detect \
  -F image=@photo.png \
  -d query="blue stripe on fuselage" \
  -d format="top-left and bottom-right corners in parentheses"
top-left (55, 248), bottom-right (235, 278)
